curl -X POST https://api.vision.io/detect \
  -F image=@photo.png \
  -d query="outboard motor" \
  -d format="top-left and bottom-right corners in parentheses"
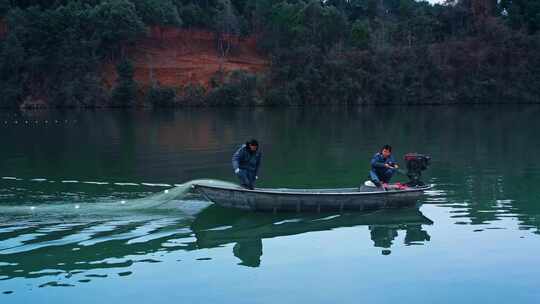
top-left (404, 153), bottom-right (431, 187)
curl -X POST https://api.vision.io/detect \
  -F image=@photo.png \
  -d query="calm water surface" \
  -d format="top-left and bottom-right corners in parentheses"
top-left (0, 107), bottom-right (539, 303)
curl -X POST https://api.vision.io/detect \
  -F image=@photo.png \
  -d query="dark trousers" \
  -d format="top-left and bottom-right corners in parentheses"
top-left (370, 168), bottom-right (395, 185)
top-left (237, 169), bottom-right (256, 189)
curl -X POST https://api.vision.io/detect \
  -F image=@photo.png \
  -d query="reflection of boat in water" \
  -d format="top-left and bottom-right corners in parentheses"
top-left (191, 205), bottom-right (433, 267)
top-left (0, 204), bottom-right (432, 284)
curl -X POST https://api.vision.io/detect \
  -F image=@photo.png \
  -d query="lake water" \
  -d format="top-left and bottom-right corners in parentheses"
top-left (0, 106), bottom-right (539, 303)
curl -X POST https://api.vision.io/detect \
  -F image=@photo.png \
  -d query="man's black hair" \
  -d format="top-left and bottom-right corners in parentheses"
top-left (247, 139), bottom-right (259, 147)
top-left (382, 144), bottom-right (392, 152)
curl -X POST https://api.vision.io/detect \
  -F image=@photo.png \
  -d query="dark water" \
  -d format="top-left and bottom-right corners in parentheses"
top-left (0, 107), bottom-right (539, 303)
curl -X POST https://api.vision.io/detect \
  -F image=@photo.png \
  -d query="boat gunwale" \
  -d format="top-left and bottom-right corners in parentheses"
top-left (193, 184), bottom-right (433, 196)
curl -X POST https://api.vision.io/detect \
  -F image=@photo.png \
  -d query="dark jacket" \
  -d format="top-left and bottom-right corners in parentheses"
top-left (232, 144), bottom-right (262, 175)
top-left (371, 152), bottom-right (396, 173)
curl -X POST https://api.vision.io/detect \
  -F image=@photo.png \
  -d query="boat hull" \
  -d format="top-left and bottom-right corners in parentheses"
top-left (193, 184), bottom-right (431, 212)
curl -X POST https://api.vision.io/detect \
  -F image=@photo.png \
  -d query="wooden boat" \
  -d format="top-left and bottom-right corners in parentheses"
top-left (192, 183), bottom-right (433, 212)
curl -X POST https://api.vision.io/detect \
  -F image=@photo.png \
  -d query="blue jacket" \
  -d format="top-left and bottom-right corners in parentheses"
top-left (371, 152), bottom-right (396, 173)
top-left (232, 145), bottom-right (261, 175)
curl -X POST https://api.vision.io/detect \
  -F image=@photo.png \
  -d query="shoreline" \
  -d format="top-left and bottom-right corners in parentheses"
top-left (0, 102), bottom-right (539, 111)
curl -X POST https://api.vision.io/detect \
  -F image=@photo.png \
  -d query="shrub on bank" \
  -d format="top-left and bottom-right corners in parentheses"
top-left (205, 70), bottom-right (260, 106)
top-left (177, 83), bottom-right (206, 106)
top-left (145, 85), bottom-right (177, 107)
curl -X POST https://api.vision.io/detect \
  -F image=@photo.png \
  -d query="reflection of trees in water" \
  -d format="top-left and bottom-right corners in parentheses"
top-left (445, 161), bottom-right (540, 233)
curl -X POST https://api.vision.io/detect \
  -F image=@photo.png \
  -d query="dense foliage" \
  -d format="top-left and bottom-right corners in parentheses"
top-left (0, 0), bottom-right (539, 107)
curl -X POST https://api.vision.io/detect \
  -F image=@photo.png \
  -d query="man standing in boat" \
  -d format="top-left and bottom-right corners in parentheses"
top-left (370, 144), bottom-right (398, 187)
top-left (232, 139), bottom-right (261, 190)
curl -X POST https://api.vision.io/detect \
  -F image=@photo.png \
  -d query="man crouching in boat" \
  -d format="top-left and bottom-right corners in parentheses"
top-left (370, 144), bottom-right (398, 188)
top-left (232, 139), bottom-right (261, 190)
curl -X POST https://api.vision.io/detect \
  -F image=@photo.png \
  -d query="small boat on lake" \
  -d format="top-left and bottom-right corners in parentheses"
top-left (192, 183), bottom-right (432, 212)
top-left (192, 153), bottom-right (433, 212)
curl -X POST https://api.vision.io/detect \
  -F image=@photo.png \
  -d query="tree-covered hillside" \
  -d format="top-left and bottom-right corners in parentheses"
top-left (0, 0), bottom-right (539, 107)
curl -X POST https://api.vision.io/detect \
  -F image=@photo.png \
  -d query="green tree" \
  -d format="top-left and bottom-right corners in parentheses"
top-left (132, 0), bottom-right (182, 40)
top-left (215, 0), bottom-right (240, 57)
top-left (500, 0), bottom-right (540, 34)
top-left (0, 0), bottom-right (11, 16)
top-left (351, 20), bottom-right (370, 48)
top-left (111, 59), bottom-right (138, 107)
top-left (177, 3), bottom-right (205, 28)
top-left (0, 35), bottom-right (25, 107)
top-left (92, 0), bottom-right (146, 60)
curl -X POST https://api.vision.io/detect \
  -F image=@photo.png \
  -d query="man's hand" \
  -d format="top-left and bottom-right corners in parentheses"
top-left (256, 176), bottom-right (258, 180)
top-left (235, 168), bottom-right (240, 174)
top-left (385, 163), bottom-right (398, 169)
